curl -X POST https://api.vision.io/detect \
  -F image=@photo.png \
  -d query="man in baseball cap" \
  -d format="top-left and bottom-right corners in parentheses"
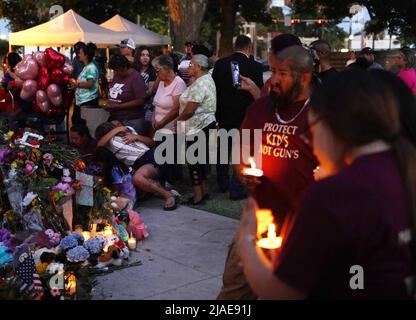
top-left (117, 38), bottom-right (136, 66)
top-left (360, 47), bottom-right (384, 70)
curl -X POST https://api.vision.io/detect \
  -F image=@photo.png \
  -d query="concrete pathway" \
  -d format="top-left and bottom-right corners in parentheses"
top-left (91, 198), bottom-right (239, 300)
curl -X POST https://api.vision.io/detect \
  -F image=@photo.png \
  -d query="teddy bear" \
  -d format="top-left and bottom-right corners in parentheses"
top-left (127, 209), bottom-right (149, 240)
top-left (115, 240), bottom-right (129, 260)
top-left (103, 234), bottom-right (129, 260)
top-left (96, 245), bottom-right (123, 269)
top-left (110, 196), bottom-right (132, 227)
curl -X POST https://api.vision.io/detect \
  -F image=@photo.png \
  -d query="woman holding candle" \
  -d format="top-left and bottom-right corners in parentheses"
top-left (238, 70), bottom-right (416, 299)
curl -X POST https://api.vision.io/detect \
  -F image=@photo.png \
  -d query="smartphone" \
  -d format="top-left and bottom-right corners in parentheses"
top-left (230, 61), bottom-right (241, 88)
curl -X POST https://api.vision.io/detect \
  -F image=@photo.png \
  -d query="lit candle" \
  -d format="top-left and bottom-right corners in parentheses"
top-left (257, 223), bottom-right (282, 249)
top-left (82, 231), bottom-right (90, 241)
top-left (128, 233), bottom-right (137, 250)
top-left (242, 157), bottom-right (263, 177)
top-left (104, 225), bottom-right (113, 237)
top-left (65, 273), bottom-right (77, 295)
top-left (256, 209), bottom-right (274, 238)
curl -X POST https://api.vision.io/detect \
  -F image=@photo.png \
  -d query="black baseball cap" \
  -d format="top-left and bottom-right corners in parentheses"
top-left (361, 47), bottom-right (375, 55)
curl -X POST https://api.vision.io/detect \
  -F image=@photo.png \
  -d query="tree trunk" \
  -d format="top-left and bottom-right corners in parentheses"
top-left (167, 0), bottom-right (208, 52)
top-left (218, 0), bottom-right (237, 58)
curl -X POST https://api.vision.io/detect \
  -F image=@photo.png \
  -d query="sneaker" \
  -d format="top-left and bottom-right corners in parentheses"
top-left (170, 189), bottom-right (181, 197)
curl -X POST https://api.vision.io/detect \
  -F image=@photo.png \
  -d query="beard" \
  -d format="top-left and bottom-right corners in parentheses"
top-left (270, 76), bottom-right (303, 110)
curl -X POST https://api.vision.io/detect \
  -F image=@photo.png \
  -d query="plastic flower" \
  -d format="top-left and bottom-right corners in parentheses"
top-left (84, 238), bottom-right (103, 254)
top-left (59, 235), bottom-right (78, 250)
top-left (66, 246), bottom-right (90, 263)
top-left (50, 233), bottom-right (61, 246)
top-left (45, 229), bottom-right (54, 237)
top-left (0, 147), bottom-right (10, 163)
top-left (43, 153), bottom-right (54, 166)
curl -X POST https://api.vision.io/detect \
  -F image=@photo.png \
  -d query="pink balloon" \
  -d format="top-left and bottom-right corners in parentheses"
top-left (36, 89), bottom-right (48, 102)
top-left (62, 62), bottom-right (74, 76)
top-left (20, 80), bottom-right (38, 101)
top-left (34, 51), bottom-right (46, 67)
top-left (47, 84), bottom-right (63, 107)
top-left (14, 58), bottom-right (39, 80)
top-left (36, 90), bottom-right (50, 113)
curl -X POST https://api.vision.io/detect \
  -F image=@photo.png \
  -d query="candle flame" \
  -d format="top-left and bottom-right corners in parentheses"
top-left (267, 223), bottom-right (276, 240)
top-left (249, 157), bottom-right (256, 169)
top-left (65, 274), bottom-right (77, 295)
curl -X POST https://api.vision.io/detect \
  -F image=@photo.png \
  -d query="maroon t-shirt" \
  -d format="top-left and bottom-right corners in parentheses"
top-left (274, 151), bottom-right (413, 299)
top-left (108, 69), bottom-right (146, 120)
top-left (240, 96), bottom-right (318, 226)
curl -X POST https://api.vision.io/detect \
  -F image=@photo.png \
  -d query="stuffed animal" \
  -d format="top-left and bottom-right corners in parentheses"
top-left (110, 196), bottom-right (131, 226)
top-left (105, 234), bottom-right (119, 247)
top-left (115, 241), bottom-right (129, 260)
top-left (127, 209), bottom-right (149, 240)
top-left (96, 245), bottom-right (123, 268)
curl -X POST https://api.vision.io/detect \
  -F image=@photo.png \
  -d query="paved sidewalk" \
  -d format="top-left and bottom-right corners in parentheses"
top-left (91, 198), bottom-right (239, 300)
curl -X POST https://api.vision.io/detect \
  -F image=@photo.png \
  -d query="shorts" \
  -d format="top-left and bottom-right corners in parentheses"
top-left (132, 149), bottom-right (160, 172)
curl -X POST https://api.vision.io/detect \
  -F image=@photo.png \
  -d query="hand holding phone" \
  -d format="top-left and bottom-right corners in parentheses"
top-left (231, 61), bottom-right (241, 88)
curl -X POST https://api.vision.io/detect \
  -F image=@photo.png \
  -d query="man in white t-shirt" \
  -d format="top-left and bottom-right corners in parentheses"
top-left (95, 121), bottom-right (179, 210)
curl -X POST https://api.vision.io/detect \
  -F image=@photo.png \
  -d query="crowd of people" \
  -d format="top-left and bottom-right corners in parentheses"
top-left (2, 32), bottom-right (416, 299)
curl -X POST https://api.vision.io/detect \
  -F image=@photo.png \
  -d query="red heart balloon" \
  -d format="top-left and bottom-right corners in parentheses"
top-left (38, 67), bottom-right (50, 90)
top-left (51, 68), bottom-right (66, 85)
top-left (44, 48), bottom-right (65, 70)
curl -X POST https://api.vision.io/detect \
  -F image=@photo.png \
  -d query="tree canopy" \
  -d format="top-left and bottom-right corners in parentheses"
top-left (291, 0), bottom-right (416, 44)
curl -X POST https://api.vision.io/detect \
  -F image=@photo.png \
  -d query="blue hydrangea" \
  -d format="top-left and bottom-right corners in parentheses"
top-left (96, 236), bottom-right (106, 245)
top-left (66, 245), bottom-right (90, 263)
top-left (60, 235), bottom-right (78, 250)
top-left (83, 238), bottom-right (103, 255)
top-left (71, 232), bottom-right (85, 244)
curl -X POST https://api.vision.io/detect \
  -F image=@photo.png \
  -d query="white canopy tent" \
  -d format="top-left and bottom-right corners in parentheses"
top-left (9, 10), bottom-right (131, 48)
top-left (100, 14), bottom-right (170, 46)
